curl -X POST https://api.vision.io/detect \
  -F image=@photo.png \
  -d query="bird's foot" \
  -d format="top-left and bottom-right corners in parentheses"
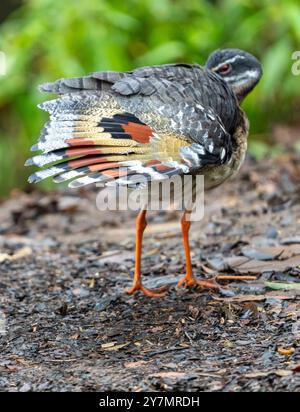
top-left (177, 275), bottom-right (220, 290)
top-left (126, 282), bottom-right (169, 298)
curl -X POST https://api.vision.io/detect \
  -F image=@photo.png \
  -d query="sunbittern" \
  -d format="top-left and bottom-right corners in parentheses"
top-left (26, 48), bottom-right (262, 297)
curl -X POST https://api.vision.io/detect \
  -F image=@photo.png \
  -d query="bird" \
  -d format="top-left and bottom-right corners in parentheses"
top-left (26, 48), bottom-right (262, 297)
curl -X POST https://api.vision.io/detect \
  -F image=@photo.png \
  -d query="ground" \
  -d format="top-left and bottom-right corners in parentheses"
top-left (0, 153), bottom-right (300, 392)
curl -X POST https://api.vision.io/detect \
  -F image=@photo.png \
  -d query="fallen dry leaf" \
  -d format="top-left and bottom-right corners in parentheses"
top-left (0, 253), bottom-right (10, 263)
top-left (242, 245), bottom-right (300, 261)
top-left (101, 341), bottom-right (118, 349)
top-left (244, 371), bottom-right (269, 378)
top-left (124, 361), bottom-right (148, 368)
top-left (212, 294), bottom-right (299, 303)
top-left (97, 250), bottom-right (132, 264)
top-left (244, 369), bottom-right (292, 378)
top-left (281, 237), bottom-right (300, 245)
top-left (101, 342), bottom-right (130, 351)
top-left (88, 278), bottom-right (95, 288)
top-left (150, 372), bottom-right (187, 379)
top-left (0, 246), bottom-right (32, 263)
top-left (277, 347), bottom-right (295, 356)
top-left (274, 369), bottom-right (293, 377)
top-left (150, 326), bottom-right (164, 333)
top-left (208, 254), bottom-right (300, 275)
top-left (5, 365), bottom-right (21, 372)
top-left (10, 246), bottom-right (32, 260)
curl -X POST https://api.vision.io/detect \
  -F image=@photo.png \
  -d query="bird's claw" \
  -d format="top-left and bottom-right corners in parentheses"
top-left (177, 276), bottom-right (220, 290)
top-left (126, 283), bottom-right (169, 298)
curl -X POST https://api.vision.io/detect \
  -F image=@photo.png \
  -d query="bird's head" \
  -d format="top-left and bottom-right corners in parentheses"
top-left (205, 48), bottom-right (263, 103)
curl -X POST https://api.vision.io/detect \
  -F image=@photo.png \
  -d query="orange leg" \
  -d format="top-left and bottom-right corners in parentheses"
top-left (126, 209), bottom-right (168, 298)
top-left (177, 210), bottom-right (219, 290)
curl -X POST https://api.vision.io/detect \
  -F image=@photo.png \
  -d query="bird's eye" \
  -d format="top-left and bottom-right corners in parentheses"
top-left (217, 63), bottom-right (231, 75)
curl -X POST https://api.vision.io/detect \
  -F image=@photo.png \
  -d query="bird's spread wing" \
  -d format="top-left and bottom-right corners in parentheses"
top-left (39, 64), bottom-right (237, 129)
top-left (27, 67), bottom-right (233, 188)
top-left (39, 64), bottom-right (199, 95)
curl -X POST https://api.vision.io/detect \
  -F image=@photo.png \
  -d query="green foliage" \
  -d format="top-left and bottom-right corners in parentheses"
top-left (0, 0), bottom-right (299, 195)
top-left (248, 140), bottom-right (284, 160)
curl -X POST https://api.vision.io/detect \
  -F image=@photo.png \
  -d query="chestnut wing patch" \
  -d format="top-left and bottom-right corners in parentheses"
top-left (98, 113), bottom-right (153, 144)
top-left (26, 97), bottom-right (186, 187)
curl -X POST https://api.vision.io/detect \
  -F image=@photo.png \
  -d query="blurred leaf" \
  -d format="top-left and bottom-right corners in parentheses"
top-left (265, 281), bottom-right (300, 291)
top-left (137, 41), bottom-right (186, 65)
top-left (249, 141), bottom-right (284, 160)
top-left (260, 39), bottom-right (291, 98)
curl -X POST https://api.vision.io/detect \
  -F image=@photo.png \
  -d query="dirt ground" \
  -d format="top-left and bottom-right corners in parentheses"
top-left (0, 153), bottom-right (300, 392)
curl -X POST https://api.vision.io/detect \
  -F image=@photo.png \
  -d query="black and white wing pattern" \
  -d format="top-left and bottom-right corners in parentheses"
top-left (26, 63), bottom-right (237, 188)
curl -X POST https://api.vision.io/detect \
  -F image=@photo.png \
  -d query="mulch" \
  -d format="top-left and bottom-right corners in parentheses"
top-left (0, 153), bottom-right (300, 391)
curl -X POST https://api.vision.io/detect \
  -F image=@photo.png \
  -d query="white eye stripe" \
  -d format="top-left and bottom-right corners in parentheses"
top-left (213, 55), bottom-right (246, 71)
top-left (225, 69), bottom-right (260, 82)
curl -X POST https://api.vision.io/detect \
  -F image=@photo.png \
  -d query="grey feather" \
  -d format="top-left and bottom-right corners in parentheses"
top-left (27, 59), bottom-right (245, 187)
top-left (38, 64), bottom-right (238, 132)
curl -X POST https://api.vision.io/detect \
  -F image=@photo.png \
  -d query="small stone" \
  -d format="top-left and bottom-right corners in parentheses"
top-left (19, 383), bottom-right (31, 392)
top-left (265, 227), bottom-right (278, 239)
top-left (72, 287), bottom-right (90, 298)
top-left (280, 216), bottom-right (293, 227)
top-left (219, 288), bottom-right (236, 297)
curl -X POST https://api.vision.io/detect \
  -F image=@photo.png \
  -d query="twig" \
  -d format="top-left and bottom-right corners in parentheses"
top-left (44, 358), bottom-right (78, 363)
top-left (146, 346), bottom-right (190, 357)
top-left (216, 275), bottom-right (257, 281)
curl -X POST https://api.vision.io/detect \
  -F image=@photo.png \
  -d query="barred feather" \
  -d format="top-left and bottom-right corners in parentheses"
top-left (26, 57), bottom-right (248, 189)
